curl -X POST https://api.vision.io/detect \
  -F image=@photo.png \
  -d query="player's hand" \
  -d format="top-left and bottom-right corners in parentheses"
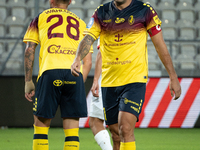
top-left (91, 80), bottom-right (99, 97)
top-left (25, 80), bottom-right (35, 102)
top-left (169, 78), bottom-right (181, 100)
top-left (71, 59), bottom-right (81, 77)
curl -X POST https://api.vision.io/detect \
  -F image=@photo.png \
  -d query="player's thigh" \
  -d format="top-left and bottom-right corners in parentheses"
top-left (118, 83), bottom-right (146, 122)
top-left (118, 111), bottom-right (137, 132)
top-left (60, 71), bottom-right (87, 118)
top-left (34, 70), bottom-right (63, 118)
top-left (102, 87), bottom-right (119, 125)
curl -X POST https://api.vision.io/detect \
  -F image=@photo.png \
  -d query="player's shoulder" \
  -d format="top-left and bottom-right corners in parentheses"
top-left (133, 0), bottom-right (153, 9)
top-left (95, 1), bottom-right (111, 15)
top-left (133, 0), bottom-right (157, 16)
top-left (138, 1), bottom-right (156, 11)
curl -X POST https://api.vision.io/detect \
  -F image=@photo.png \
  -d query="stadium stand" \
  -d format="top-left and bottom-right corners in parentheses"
top-left (5, 16), bottom-right (24, 38)
top-left (0, 1), bottom-right (7, 22)
top-left (158, 2), bottom-right (177, 22)
top-left (0, 21), bottom-right (6, 37)
top-left (0, 0), bottom-right (199, 76)
top-left (161, 19), bottom-right (178, 40)
top-left (7, 0), bottom-right (27, 21)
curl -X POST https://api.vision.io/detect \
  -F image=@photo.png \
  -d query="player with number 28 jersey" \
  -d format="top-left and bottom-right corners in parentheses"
top-left (24, 8), bottom-right (88, 79)
top-left (23, 1), bottom-right (93, 149)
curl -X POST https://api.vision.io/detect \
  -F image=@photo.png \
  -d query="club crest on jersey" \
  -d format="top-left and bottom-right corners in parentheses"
top-left (128, 15), bottom-right (135, 25)
top-left (86, 17), bottom-right (94, 29)
top-left (115, 17), bottom-right (125, 24)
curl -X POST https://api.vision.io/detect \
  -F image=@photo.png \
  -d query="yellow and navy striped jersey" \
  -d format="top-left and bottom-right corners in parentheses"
top-left (84, 0), bottom-right (162, 87)
top-left (23, 8), bottom-right (93, 79)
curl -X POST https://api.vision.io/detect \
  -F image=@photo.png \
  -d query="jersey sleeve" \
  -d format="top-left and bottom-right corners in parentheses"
top-left (144, 3), bottom-right (162, 36)
top-left (78, 19), bottom-right (94, 53)
top-left (83, 9), bottom-right (101, 40)
top-left (23, 16), bottom-right (39, 44)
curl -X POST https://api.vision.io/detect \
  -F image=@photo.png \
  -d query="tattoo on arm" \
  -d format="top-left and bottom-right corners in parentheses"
top-left (78, 35), bottom-right (95, 60)
top-left (24, 42), bottom-right (37, 81)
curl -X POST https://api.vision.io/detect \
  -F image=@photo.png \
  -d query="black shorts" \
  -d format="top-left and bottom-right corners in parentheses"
top-left (33, 69), bottom-right (87, 118)
top-left (102, 83), bottom-right (146, 125)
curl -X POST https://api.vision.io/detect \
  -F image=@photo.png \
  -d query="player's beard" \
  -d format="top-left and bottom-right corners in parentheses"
top-left (114, 0), bottom-right (127, 6)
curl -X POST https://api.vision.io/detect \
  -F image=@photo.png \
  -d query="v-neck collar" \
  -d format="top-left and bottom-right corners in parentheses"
top-left (111, 0), bottom-right (135, 11)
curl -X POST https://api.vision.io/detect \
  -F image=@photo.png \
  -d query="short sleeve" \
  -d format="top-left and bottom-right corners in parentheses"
top-left (144, 3), bottom-right (162, 31)
top-left (23, 16), bottom-right (39, 44)
top-left (83, 10), bottom-right (101, 40)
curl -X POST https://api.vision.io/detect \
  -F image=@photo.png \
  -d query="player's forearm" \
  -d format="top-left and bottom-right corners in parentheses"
top-left (82, 53), bottom-right (92, 82)
top-left (151, 32), bottom-right (177, 80)
top-left (93, 51), bottom-right (102, 82)
top-left (158, 51), bottom-right (177, 79)
top-left (83, 63), bottom-right (92, 82)
top-left (76, 35), bottom-right (95, 61)
top-left (24, 42), bottom-right (37, 82)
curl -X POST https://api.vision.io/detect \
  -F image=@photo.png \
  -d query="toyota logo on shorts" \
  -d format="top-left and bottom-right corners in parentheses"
top-left (53, 80), bottom-right (63, 86)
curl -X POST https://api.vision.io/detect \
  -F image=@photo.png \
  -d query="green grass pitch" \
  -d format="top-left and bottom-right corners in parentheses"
top-left (0, 128), bottom-right (200, 150)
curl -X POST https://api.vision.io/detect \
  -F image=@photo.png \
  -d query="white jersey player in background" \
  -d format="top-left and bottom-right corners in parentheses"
top-left (89, 38), bottom-right (113, 150)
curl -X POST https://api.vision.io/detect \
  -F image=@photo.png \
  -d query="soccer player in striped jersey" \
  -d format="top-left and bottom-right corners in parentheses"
top-left (71, 0), bottom-right (181, 150)
top-left (23, 0), bottom-right (92, 149)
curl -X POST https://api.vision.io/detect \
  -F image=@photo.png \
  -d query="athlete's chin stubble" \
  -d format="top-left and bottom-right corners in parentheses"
top-left (114, 0), bottom-right (127, 6)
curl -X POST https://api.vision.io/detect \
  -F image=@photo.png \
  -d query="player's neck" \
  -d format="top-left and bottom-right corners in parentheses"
top-left (114, 0), bottom-right (132, 10)
top-left (51, 4), bottom-right (68, 9)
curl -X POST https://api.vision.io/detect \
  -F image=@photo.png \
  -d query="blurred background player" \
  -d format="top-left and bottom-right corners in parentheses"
top-left (89, 38), bottom-right (113, 150)
top-left (71, 0), bottom-right (181, 150)
top-left (23, 0), bottom-right (92, 149)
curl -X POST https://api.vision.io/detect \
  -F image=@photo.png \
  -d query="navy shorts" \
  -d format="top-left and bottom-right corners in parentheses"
top-left (102, 83), bottom-right (146, 125)
top-left (33, 69), bottom-right (87, 118)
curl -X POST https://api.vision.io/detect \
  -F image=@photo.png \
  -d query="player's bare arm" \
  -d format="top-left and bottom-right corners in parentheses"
top-left (91, 51), bottom-right (102, 97)
top-left (24, 42), bottom-right (37, 81)
top-left (78, 35), bottom-right (95, 60)
top-left (151, 31), bottom-right (181, 100)
top-left (24, 42), bottom-right (37, 102)
top-left (71, 35), bottom-right (95, 77)
top-left (82, 52), bottom-right (92, 82)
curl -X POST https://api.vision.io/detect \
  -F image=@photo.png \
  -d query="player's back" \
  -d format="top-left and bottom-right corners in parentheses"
top-left (38, 8), bottom-right (86, 51)
top-left (24, 8), bottom-right (87, 77)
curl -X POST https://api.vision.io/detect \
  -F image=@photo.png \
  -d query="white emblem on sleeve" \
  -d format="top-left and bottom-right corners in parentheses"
top-left (156, 25), bottom-right (161, 31)
top-left (86, 18), bottom-right (94, 29)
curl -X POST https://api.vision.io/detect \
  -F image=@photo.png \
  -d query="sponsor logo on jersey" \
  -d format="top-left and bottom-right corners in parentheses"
top-left (107, 58), bottom-right (131, 65)
top-left (53, 80), bottom-right (63, 86)
top-left (115, 34), bottom-right (123, 42)
top-left (115, 17), bottom-right (125, 23)
top-left (47, 45), bottom-right (76, 55)
top-left (86, 17), bottom-right (94, 29)
top-left (128, 15), bottom-right (135, 25)
top-left (104, 41), bottom-right (135, 46)
top-left (103, 19), bottom-right (112, 23)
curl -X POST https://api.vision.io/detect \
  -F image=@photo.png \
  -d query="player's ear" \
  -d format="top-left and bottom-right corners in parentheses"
top-left (68, 0), bottom-right (72, 5)
top-left (49, 0), bottom-right (54, 7)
